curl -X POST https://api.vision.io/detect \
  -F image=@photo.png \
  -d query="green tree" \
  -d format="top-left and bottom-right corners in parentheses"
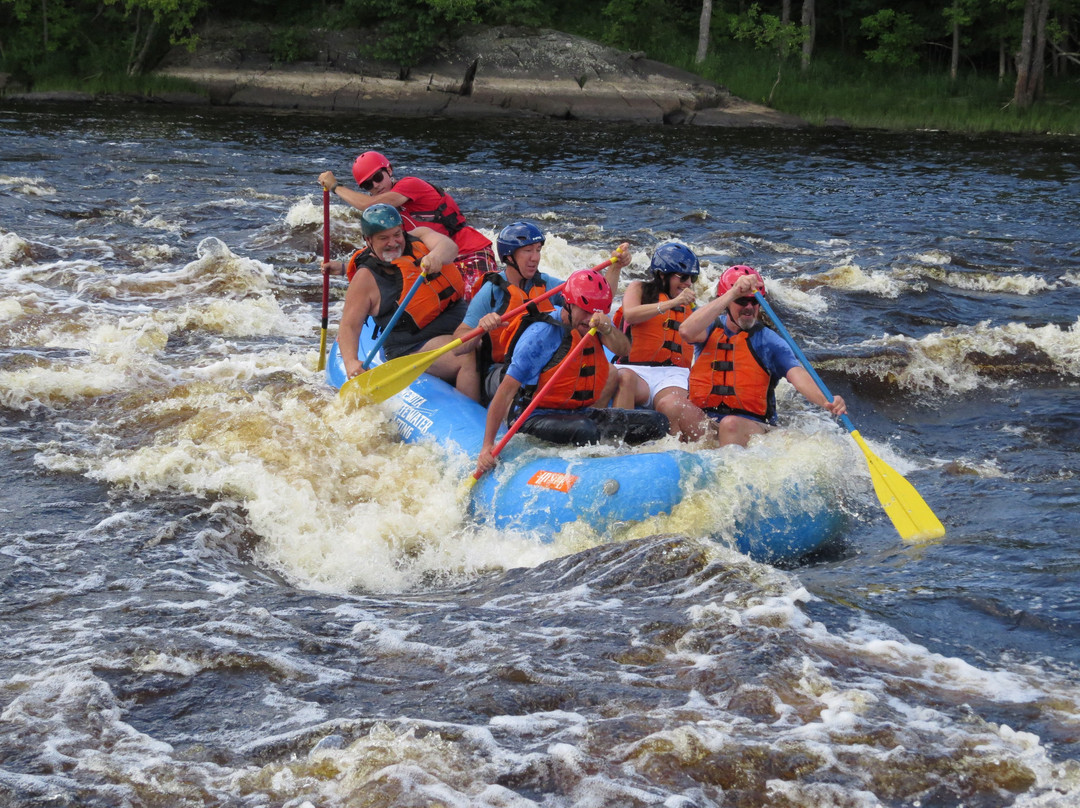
top-left (728, 2), bottom-right (806, 101)
top-left (860, 7), bottom-right (925, 67)
top-left (105, 0), bottom-right (208, 75)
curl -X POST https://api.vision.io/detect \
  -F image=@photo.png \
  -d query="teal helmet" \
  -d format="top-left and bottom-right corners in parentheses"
top-left (361, 203), bottom-right (403, 238)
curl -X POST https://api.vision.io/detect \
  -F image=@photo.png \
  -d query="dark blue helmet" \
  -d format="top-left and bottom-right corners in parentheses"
top-left (650, 242), bottom-right (700, 277)
top-left (496, 221), bottom-right (546, 263)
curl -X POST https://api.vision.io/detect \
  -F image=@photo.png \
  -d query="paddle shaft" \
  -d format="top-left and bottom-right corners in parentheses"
top-left (753, 293), bottom-right (853, 432)
top-left (469, 327), bottom-right (599, 486)
top-left (754, 291), bottom-right (944, 541)
top-left (317, 189), bottom-right (331, 371)
top-left (362, 268), bottom-right (427, 369)
top-left (429, 254), bottom-right (615, 360)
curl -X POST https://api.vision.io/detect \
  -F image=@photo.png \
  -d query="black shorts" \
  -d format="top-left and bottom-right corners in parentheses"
top-left (518, 408), bottom-right (669, 447)
top-left (382, 299), bottom-right (468, 360)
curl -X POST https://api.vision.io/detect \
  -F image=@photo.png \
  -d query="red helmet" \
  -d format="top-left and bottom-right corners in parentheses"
top-left (352, 151), bottom-right (391, 186)
top-left (563, 269), bottom-right (612, 314)
top-left (716, 265), bottom-right (764, 297)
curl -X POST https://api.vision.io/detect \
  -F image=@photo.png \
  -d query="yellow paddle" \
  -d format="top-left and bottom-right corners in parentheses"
top-left (755, 292), bottom-right (945, 543)
top-left (466, 328), bottom-right (599, 490)
top-left (339, 256), bottom-right (616, 403)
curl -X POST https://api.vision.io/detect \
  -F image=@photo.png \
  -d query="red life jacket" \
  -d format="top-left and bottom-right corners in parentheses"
top-left (613, 293), bottom-right (692, 367)
top-left (688, 322), bottom-right (776, 420)
top-left (347, 236), bottom-right (463, 334)
top-left (402, 182), bottom-right (468, 236)
top-left (513, 315), bottom-right (610, 411)
top-left (476, 273), bottom-right (557, 364)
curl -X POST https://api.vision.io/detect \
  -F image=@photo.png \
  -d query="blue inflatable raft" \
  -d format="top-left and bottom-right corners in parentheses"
top-left (327, 326), bottom-right (846, 564)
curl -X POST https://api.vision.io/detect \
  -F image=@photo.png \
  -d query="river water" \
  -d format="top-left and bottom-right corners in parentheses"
top-left (1, 103), bottom-right (1079, 807)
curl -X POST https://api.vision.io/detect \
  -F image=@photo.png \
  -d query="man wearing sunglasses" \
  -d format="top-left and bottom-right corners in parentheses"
top-left (318, 151), bottom-right (496, 299)
top-left (680, 265), bottom-right (846, 447)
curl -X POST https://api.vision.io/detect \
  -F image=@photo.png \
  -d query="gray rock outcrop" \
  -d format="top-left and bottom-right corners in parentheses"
top-left (155, 24), bottom-right (806, 128)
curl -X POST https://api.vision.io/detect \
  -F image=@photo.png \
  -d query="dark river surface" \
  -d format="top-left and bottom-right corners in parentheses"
top-left (1, 103), bottom-right (1079, 807)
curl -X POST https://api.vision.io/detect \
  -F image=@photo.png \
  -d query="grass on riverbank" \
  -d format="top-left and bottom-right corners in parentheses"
top-left (12, 73), bottom-right (208, 99)
top-left (659, 42), bottom-right (1080, 135)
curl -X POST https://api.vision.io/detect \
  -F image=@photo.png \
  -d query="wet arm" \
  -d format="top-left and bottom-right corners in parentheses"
top-left (679, 292), bottom-right (733, 343)
top-left (476, 376), bottom-right (522, 473)
top-left (592, 313), bottom-right (631, 357)
top-left (604, 242), bottom-right (631, 293)
top-left (414, 226), bottom-right (459, 269)
top-left (785, 367), bottom-right (847, 415)
top-left (338, 274), bottom-right (377, 378)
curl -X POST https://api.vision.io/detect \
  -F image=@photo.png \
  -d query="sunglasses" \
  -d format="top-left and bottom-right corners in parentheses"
top-left (676, 273), bottom-right (696, 282)
top-left (733, 296), bottom-right (760, 307)
top-left (359, 168), bottom-right (387, 192)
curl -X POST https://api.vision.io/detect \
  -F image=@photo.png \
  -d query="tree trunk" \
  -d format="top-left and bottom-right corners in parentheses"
top-left (1013, 0), bottom-right (1051, 107)
top-left (800, 0), bottom-right (815, 72)
top-left (696, 0), bottom-right (713, 64)
top-left (129, 18), bottom-right (160, 77)
top-left (950, 16), bottom-right (960, 81)
top-left (999, 37), bottom-right (1007, 84)
top-left (1013, 0), bottom-right (1037, 107)
top-left (41, 0), bottom-right (48, 48)
top-left (779, 0), bottom-right (791, 58)
top-left (128, 7), bottom-right (142, 74)
top-left (1032, 0), bottom-right (1050, 97)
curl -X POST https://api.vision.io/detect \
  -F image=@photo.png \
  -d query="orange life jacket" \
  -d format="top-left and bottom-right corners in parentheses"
top-left (475, 272), bottom-right (557, 364)
top-left (347, 237), bottom-right (463, 334)
top-left (514, 315), bottom-right (610, 411)
top-left (613, 293), bottom-right (692, 367)
top-left (688, 322), bottom-right (776, 420)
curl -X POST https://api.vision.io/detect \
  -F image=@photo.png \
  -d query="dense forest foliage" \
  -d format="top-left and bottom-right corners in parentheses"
top-left (1, 0), bottom-right (1076, 111)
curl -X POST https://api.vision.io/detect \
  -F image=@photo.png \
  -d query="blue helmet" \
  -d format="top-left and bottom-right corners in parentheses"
top-left (650, 242), bottom-right (700, 277)
top-left (496, 221), bottom-right (546, 263)
top-left (361, 203), bottom-right (403, 238)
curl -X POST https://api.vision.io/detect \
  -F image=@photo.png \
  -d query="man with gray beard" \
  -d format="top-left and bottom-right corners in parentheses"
top-left (324, 203), bottom-right (480, 401)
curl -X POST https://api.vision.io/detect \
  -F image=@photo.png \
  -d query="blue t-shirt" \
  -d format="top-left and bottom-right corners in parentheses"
top-left (505, 308), bottom-right (569, 387)
top-left (463, 271), bottom-right (565, 328)
top-left (693, 315), bottom-right (800, 381)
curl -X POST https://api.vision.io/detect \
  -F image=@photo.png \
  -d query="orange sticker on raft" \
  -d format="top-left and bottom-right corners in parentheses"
top-left (527, 471), bottom-right (579, 493)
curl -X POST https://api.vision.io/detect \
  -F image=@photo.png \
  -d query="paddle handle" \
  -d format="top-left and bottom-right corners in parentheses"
top-left (318, 189), bottom-right (331, 371)
top-left (469, 327), bottom-right (599, 487)
top-left (754, 292), bottom-right (855, 434)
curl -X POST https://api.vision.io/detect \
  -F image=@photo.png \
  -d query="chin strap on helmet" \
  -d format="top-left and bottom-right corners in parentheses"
top-left (496, 222), bottom-right (546, 271)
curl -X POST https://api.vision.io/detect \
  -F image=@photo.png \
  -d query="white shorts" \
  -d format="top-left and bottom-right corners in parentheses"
top-left (619, 364), bottom-right (690, 408)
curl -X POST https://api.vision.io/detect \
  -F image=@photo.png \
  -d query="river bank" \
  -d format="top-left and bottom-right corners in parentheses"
top-left (2, 24), bottom-right (810, 128)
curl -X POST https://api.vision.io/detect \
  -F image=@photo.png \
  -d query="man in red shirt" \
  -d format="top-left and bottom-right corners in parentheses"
top-left (319, 151), bottom-right (495, 298)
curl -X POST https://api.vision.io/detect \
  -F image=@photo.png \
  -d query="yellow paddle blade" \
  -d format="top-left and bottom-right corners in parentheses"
top-left (317, 328), bottom-right (328, 372)
top-left (338, 338), bottom-right (463, 404)
top-left (850, 430), bottom-right (945, 543)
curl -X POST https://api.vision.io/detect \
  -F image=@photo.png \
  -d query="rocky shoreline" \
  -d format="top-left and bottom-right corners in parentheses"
top-left (4, 25), bottom-right (809, 128)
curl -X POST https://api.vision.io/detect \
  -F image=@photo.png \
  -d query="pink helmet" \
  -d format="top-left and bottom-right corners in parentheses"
top-left (352, 151), bottom-right (392, 186)
top-left (563, 269), bottom-right (613, 314)
top-left (716, 265), bottom-right (764, 297)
